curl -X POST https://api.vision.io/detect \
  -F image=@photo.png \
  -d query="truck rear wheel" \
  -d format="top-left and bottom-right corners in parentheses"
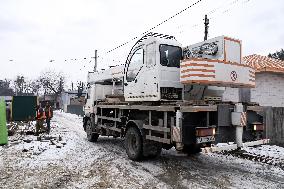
top-left (125, 127), bottom-right (143, 161)
top-left (146, 146), bottom-right (162, 159)
top-left (86, 120), bottom-right (99, 142)
top-left (182, 144), bottom-right (201, 155)
top-left (143, 141), bottom-right (162, 159)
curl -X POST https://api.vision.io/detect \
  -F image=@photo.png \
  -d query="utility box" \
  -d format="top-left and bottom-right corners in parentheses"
top-left (11, 96), bottom-right (38, 121)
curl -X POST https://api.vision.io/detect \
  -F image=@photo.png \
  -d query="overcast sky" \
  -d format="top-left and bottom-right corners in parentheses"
top-left (0, 0), bottom-right (283, 85)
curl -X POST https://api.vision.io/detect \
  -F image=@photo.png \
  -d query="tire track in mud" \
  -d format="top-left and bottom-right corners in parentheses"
top-left (152, 154), bottom-right (233, 189)
top-left (54, 112), bottom-right (169, 188)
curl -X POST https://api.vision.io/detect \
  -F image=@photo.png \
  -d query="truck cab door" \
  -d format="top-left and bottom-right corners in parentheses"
top-left (143, 42), bottom-right (159, 101)
top-left (124, 48), bottom-right (145, 101)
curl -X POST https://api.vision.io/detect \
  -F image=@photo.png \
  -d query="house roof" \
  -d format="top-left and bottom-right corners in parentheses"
top-left (244, 54), bottom-right (284, 73)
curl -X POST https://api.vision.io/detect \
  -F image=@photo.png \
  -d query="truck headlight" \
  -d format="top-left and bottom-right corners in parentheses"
top-left (253, 125), bottom-right (256, 131)
top-left (212, 128), bottom-right (216, 135)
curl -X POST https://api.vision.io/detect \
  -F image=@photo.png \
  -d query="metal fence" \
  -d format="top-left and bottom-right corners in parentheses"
top-left (264, 107), bottom-right (284, 146)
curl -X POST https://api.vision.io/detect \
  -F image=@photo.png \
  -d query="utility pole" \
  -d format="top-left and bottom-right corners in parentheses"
top-left (94, 50), bottom-right (98, 72)
top-left (204, 14), bottom-right (209, 41)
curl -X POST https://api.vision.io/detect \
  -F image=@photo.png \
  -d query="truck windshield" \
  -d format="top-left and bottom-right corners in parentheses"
top-left (160, 45), bottom-right (182, 68)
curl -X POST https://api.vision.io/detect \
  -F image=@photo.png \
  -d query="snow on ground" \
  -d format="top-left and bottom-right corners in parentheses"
top-left (244, 145), bottom-right (284, 160)
top-left (0, 111), bottom-right (284, 189)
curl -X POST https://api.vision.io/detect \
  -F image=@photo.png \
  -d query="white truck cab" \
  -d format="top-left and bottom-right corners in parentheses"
top-left (124, 34), bottom-right (183, 101)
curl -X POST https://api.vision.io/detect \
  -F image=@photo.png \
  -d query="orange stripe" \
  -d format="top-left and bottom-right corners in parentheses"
top-left (181, 74), bottom-right (216, 78)
top-left (181, 63), bottom-right (214, 68)
top-left (181, 68), bottom-right (216, 73)
top-left (224, 36), bottom-right (241, 44)
top-left (182, 58), bottom-right (252, 68)
top-left (181, 80), bottom-right (255, 87)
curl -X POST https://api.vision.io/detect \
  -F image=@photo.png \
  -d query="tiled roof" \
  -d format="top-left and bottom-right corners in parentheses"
top-left (244, 54), bottom-right (284, 73)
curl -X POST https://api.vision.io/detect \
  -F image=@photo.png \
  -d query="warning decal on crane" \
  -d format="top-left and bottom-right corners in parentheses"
top-left (230, 71), bottom-right (237, 81)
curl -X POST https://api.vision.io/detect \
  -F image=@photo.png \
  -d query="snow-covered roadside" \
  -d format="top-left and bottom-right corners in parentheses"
top-left (244, 145), bottom-right (284, 160)
top-left (0, 111), bottom-right (284, 189)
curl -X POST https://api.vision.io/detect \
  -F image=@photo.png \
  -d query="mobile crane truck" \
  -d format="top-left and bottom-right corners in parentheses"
top-left (83, 33), bottom-right (269, 160)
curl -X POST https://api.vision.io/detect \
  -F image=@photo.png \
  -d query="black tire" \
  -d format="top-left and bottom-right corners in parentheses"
top-left (125, 127), bottom-right (143, 161)
top-left (86, 120), bottom-right (99, 142)
top-left (143, 141), bottom-right (162, 159)
top-left (146, 147), bottom-right (162, 159)
top-left (182, 144), bottom-right (201, 155)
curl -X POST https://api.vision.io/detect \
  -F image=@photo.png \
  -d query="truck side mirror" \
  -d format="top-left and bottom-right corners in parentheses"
top-left (124, 83), bottom-right (128, 86)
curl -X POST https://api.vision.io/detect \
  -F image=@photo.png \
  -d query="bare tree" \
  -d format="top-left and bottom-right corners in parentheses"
top-left (38, 70), bottom-right (65, 107)
top-left (76, 81), bottom-right (85, 97)
top-left (0, 79), bottom-right (14, 96)
top-left (24, 79), bottom-right (41, 95)
top-left (14, 75), bottom-right (25, 95)
top-left (12, 75), bottom-right (39, 96)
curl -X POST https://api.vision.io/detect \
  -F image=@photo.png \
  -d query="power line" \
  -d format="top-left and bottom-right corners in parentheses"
top-left (103, 0), bottom-right (251, 58)
top-left (104, 0), bottom-right (204, 55)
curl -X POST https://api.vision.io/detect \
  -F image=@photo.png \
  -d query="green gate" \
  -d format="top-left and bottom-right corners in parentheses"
top-left (11, 96), bottom-right (38, 121)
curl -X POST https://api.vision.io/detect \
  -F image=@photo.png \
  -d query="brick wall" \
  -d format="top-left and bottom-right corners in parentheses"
top-left (222, 72), bottom-right (284, 107)
top-left (251, 73), bottom-right (284, 107)
top-left (222, 87), bottom-right (239, 102)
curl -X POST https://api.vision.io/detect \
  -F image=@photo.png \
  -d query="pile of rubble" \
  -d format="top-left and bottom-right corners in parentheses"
top-left (6, 121), bottom-right (67, 154)
top-left (7, 121), bottom-right (36, 136)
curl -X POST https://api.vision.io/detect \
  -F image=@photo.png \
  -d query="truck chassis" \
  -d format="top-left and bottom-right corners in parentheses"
top-left (83, 101), bottom-right (265, 160)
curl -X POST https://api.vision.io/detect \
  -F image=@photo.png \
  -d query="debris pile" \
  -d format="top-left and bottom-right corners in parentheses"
top-left (5, 121), bottom-right (67, 155)
top-left (7, 121), bottom-right (36, 136)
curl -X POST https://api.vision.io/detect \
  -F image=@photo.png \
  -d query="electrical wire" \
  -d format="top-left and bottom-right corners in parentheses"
top-left (104, 0), bottom-right (204, 55)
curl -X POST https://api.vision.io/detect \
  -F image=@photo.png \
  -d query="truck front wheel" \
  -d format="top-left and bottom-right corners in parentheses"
top-left (86, 120), bottom-right (99, 142)
top-left (125, 127), bottom-right (143, 161)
